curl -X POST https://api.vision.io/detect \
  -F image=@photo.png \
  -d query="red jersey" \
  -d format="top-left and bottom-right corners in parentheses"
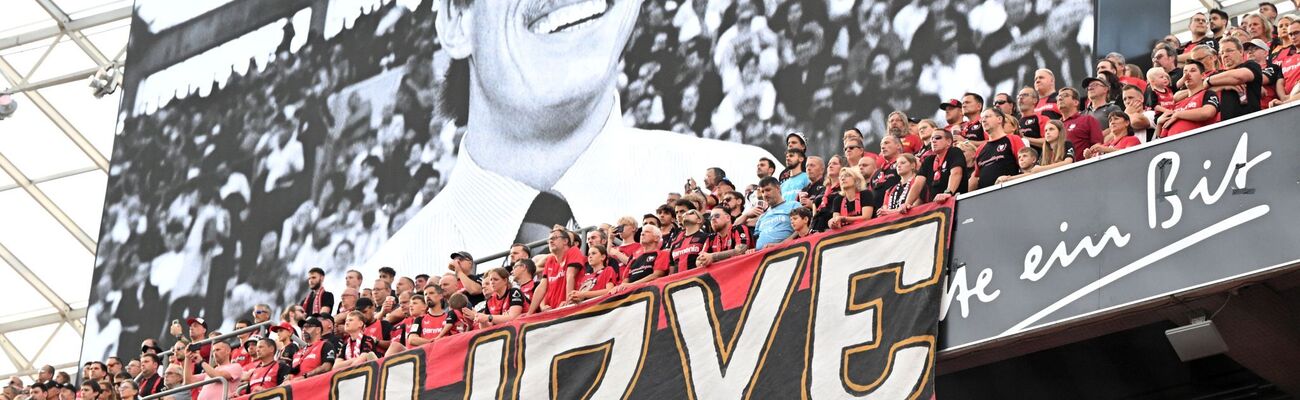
top-left (291, 340), bottom-right (336, 377)
top-left (670, 230), bottom-right (709, 271)
top-left (576, 266), bottom-right (619, 294)
top-left (900, 132), bottom-right (924, 154)
top-left (247, 361), bottom-right (289, 394)
top-left (542, 247), bottom-right (586, 309)
top-left (486, 288), bottom-right (526, 316)
top-left (704, 228), bottom-right (747, 254)
top-left (1276, 46), bottom-right (1300, 94)
top-left (518, 279), bottom-right (538, 305)
top-left (401, 315), bottom-right (443, 342)
top-left (1061, 113), bottom-right (1103, 157)
top-left (1035, 92), bottom-right (1061, 119)
top-left (230, 346), bottom-right (252, 367)
top-left (443, 309), bottom-right (473, 336)
top-left (1162, 89), bottom-right (1220, 138)
top-left (960, 120), bottom-right (987, 142)
top-left (1107, 135), bottom-right (1141, 151)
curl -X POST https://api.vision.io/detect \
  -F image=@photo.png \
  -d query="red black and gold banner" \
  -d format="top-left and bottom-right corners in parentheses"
top-left (242, 202), bottom-right (952, 400)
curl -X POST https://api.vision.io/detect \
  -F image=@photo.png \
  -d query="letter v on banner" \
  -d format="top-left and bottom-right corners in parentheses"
top-left (663, 245), bottom-right (807, 399)
top-left (803, 211), bottom-right (948, 400)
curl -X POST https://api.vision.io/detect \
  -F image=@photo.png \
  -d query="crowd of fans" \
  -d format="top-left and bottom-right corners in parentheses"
top-left (56, 0), bottom-right (1300, 399)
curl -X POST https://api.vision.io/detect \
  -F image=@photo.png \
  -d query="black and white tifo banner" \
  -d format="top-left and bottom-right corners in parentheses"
top-left (243, 204), bottom-right (951, 400)
top-left (940, 104), bottom-right (1300, 351)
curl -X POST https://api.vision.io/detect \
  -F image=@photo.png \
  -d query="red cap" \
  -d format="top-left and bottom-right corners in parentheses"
top-left (939, 99), bottom-right (960, 110)
top-left (268, 321), bottom-right (295, 334)
top-left (186, 317), bottom-right (207, 328)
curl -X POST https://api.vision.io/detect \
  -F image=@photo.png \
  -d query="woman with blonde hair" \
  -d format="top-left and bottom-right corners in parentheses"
top-left (826, 166), bottom-right (874, 229)
top-left (1037, 120), bottom-right (1076, 171)
top-left (878, 154), bottom-right (926, 215)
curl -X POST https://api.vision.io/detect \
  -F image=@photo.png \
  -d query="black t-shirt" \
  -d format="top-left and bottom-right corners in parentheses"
top-left (961, 120), bottom-right (987, 142)
top-left (1216, 61), bottom-right (1264, 120)
top-left (625, 250), bottom-right (670, 283)
top-left (919, 147), bottom-right (966, 201)
top-left (867, 166), bottom-right (900, 209)
top-left (824, 191), bottom-right (876, 217)
top-left (463, 274), bottom-right (485, 306)
top-left (975, 135), bottom-right (1022, 190)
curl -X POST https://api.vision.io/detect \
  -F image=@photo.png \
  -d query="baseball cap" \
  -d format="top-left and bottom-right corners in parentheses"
top-left (301, 317), bottom-right (323, 329)
top-left (140, 343), bottom-right (163, 353)
top-left (785, 131), bottom-right (807, 145)
top-left (1244, 38), bottom-right (1270, 51)
top-left (268, 321), bottom-right (295, 334)
top-left (1081, 76), bottom-right (1105, 88)
top-left (939, 99), bottom-right (960, 110)
top-left (186, 317), bottom-right (207, 328)
top-left (449, 251), bottom-right (474, 262)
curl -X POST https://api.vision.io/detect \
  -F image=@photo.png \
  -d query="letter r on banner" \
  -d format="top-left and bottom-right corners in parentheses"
top-left (805, 214), bottom-right (946, 399)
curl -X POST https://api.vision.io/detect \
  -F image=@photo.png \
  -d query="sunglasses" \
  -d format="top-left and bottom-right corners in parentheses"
top-left (845, 145), bottom-right (863, 150)
top-left (993, 100), bottom-right (1008, 105)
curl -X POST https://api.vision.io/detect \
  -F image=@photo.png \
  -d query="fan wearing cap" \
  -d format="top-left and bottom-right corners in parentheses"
top-left (268, 322), bottom-right (299, 365)
top-left (939, 99), bottom-right (964, 138)
top-left (289, 317), bottom-right (336, 380)
top-left (535, 228), bottom-right (585, 313)
top-left (448, 251), bottom-right (485, 307)
top-left (779, 148), bottom-right (809, 203)
top-left (245, 338), bottom-right (291, 395)
top-left (178, 317), bottom-right (212, 374)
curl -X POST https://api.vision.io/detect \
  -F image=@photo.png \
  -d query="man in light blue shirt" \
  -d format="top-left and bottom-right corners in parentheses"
top-left (745, 177), bottom-right (797, 250)
top-left (779, 148), bottom-right (809, 203)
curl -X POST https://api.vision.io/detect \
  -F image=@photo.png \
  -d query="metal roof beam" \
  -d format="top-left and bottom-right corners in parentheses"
top-left (0, 56), bottom-right (111, 174)
top-left (32, 0), bottom-right (113, 67)
top-left (0, 308), bottom-right (87, 333)
top-left (0, 6), bottom-right (130, 52)
top-left (0, 240), bottom-right (88, 335)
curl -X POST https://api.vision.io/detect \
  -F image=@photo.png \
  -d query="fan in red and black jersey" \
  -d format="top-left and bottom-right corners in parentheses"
top-left (670, 209), bottom-right (710, 272)
top-left (697, 207), bottom-right (751, 268)
top-left (567, 246), bottom-right (621, 305)
top-left (509, 258), bottom-right (540, 309)
top-left (866, 136), bottom-right (902, 210)
top-left (290, 316), bottom-right (336, 380)
top-left (959, 93), bottom-right (988, 144)
top-left (135, 354), bottom-right (165, 397)
top-left (435, 292), bottom-right (476, 340)
top-left (331, 311), bottom-right (379, 372)
top-left (246, 338), bottom-right (292, 394)
top-left (1179, 13), bottom-right (1219, 58)
top-left (468, 268), bottom-right (526, 328)
top-left (586, 229), bottom-right (627, 270)
top-left (1015, 87), bottom-right (1051, 153)
top-left (352, 297), bottom-right (393, 355)
top-left (968, 109), bottom-right (1025, 191)
top-left (622, 225), bottom-right (672, 286)
top-left (1159, 60), bottom-right (1221, 137)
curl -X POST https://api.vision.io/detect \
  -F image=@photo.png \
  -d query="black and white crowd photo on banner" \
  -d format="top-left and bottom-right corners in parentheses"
top-left (83, 0), bottom-right (1093, 361)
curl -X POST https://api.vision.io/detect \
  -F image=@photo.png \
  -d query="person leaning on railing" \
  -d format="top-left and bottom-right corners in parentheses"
top-left (179, 340), bottom-right (241, 400)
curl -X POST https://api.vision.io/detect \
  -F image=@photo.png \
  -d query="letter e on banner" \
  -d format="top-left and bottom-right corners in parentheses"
top-left (805, 213), bottom-right (946, 399)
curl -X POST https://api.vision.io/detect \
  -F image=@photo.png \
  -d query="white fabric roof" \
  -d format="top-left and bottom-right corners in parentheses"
top-left (0, 0), bottom-right (129, 381)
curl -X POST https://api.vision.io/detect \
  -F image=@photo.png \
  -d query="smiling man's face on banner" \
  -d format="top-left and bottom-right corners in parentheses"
top-left (440, 0), bottom-right (642, 121)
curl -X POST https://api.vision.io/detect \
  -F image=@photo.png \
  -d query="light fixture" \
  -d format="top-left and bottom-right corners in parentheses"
top-left (89, 63), bottom-right (122, 98)
top-left (0, 93), bottom-right (16, 120)
top-left (1165, 315), bottom-right (1229, 361)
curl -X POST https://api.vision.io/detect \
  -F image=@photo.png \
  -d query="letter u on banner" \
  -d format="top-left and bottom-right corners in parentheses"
top-left (804, 212), bottom-right (947, 400)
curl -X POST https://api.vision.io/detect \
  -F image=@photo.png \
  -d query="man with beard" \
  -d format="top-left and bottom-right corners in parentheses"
top-left (300, 267), bottom-right (334, 315)
top-left (370, 0), bottom-right (774, 272)
top-left (1179, 12), bottom-right (1218, 60)
top-left (778, 148), bottom-right (809, 203)
top-left (289, 316), bottom-right (336, 380)
top-left (867, 136), bottom-right (902, 210)
top-left (695, 207), bottom-right (750, 268)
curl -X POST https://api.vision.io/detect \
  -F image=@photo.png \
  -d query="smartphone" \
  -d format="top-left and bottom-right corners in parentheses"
top-left (187, 343), bottom-right (203, 352)
top-left (756, 200), bottom-right (768, 209)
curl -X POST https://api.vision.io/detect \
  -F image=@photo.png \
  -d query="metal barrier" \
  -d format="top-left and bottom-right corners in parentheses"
top-left (140, 376), bottom-right (229, 400)
top-left (473, 225), bottom-right (599, 269)
top-left (159, 320), bottom-right (274, 367)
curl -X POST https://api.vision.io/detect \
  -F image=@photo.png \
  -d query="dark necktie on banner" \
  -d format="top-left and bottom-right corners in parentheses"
top-left (515, 191), bottom-right (576, 245)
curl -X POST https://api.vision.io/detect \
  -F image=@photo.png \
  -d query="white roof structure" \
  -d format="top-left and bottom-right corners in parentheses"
top-left (0, 0), bottom-right (130, 381)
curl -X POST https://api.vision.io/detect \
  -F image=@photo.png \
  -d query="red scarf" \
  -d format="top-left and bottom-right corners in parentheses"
top-left (303, 286), bottom-right (324, 314)
top-left (840, 190), bottom-right (863, 216)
